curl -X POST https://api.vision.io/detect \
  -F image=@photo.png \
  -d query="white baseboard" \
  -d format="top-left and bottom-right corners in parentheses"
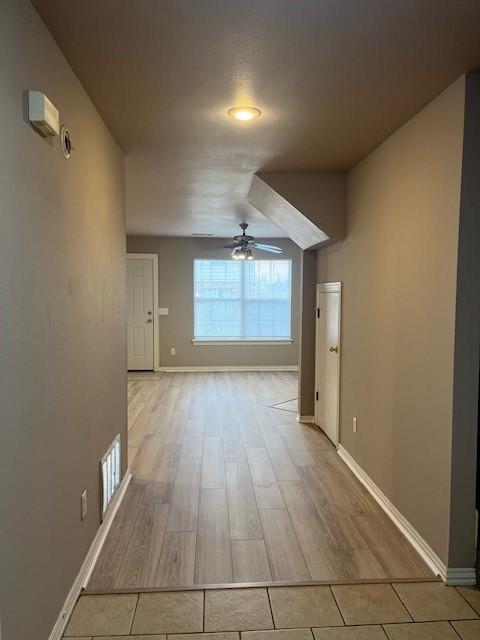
top-left (155, 365), bottom-right (298, 372)
top-left (48, 470), bottom-right (132, 640)
top-left (297, 414), bottom-right (315, 423)
top-left (337, 445), bottom-right (476, 586)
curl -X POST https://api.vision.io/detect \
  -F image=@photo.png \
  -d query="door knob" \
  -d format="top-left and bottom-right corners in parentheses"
top-left (329, 345), bottom-right (339, 353)
top-left (146, 319), bottom-right (153, 323)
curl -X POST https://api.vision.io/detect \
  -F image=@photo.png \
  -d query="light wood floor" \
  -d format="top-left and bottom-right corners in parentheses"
top-left (87, 371), bottom-right (432, 590)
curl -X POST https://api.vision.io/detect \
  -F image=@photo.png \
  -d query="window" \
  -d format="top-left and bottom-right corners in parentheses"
top-left (193, 259), bottom-right (292, 341)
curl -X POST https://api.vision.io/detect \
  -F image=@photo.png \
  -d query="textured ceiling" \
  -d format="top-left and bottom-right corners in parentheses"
top-left (33, 0), bottom-right (480, 237)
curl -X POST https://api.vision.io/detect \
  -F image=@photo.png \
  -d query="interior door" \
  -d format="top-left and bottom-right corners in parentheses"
top-left (127, 258), bottom-right (154, 370)
top-left (315, 282), bottom-right (342, 445)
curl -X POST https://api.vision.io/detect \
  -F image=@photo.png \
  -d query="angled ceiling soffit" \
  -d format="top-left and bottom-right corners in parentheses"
top-left (248, 172), bottom-right (347, 249)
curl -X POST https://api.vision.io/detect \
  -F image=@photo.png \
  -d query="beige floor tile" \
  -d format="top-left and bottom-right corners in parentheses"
top-left (62, 637), bottom-right (92, 640)
top-left (205, 588), bottom-right (273, 632)
top-left (451, 619), bottom-right (480, 640)
top-left (98, 636), bottom-right (166, 640)
top-left (64, 594), bottom-right (138, 636)
top-left (313, 626), bottom-right (386, 639)
top-left (242, 631), bottom-right (313, 639)
top-left (457, 587), bottom-right (480, 615)
top-left (393, 582), bottom-right (478, 622)
top-left (331, 584), bottom-right (411, 625)
top-left (131, 591), bottom-right (203, 634)
top-left (383, 621), bottom-right (459, 639)
top-left (269, 586), bottom-right (343, 629)
top-left (168, 634), bottom-right (239, 639)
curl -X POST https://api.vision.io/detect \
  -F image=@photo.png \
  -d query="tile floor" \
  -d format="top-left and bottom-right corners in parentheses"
top-left (63, 581), bottom-right (480, 639)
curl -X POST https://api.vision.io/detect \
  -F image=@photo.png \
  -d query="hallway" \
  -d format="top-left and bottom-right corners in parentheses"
top-left (88, 372), bottom-right (432, 591)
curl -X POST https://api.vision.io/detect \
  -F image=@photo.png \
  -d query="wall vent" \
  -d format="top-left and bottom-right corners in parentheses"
top-left (101, 434), bottom-right (121, 518)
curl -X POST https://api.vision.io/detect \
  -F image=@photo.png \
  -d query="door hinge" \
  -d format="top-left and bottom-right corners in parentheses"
top-left (316, 307), bottom-right (320, 318)
top-left (315, 391), bottom-right (319, 401)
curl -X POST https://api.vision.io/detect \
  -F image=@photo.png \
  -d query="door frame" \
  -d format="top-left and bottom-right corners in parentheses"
top-left (127, 253), bottom-right (159, 371)
top-left (314, 281), bottom-right (342, 446)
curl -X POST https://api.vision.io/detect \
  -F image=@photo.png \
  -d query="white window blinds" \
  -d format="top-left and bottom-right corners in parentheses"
top-left (194, 259), bottom-right (292, 340)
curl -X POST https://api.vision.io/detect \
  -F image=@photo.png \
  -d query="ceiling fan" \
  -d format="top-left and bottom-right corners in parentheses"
top-left (222, 223), bottom-right (283, 260)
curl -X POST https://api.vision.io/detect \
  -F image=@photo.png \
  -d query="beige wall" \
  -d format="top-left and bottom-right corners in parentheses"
top-left (126, 236), bottom-right (300, 368)
top-left (316, 77), bottom-right (469, 566)
top-left (0, 2), bottom-right (126, 639)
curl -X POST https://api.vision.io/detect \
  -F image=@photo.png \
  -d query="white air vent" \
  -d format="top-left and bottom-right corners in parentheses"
top-left (101, 434), bottom-right (121, 518)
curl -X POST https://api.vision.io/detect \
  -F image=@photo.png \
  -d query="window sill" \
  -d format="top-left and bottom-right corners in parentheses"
top-left (191, 339), bottom-right (293, 346)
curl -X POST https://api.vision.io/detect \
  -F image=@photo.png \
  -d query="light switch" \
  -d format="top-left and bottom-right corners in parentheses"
top-left (158, 308), bottom-right (169, 315)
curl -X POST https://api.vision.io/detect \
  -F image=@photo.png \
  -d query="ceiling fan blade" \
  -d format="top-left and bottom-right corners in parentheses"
top-left (254, 243), bottom-right (283, 254)
top-left (254, 243), bottom-right (283, 250)
top-left (222, 242), bottom-right (240, 249)
top-left (254, 248), bottom-right (283, 254)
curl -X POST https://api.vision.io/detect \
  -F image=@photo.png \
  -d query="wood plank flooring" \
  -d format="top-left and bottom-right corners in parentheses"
top-left (88, 371), bottom-right (432, 590)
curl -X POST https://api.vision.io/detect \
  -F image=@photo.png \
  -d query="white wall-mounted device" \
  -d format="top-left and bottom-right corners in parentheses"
top-left (28, 90), bottom-right (60, 136)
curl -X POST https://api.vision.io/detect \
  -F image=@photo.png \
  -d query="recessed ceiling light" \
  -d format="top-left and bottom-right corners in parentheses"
top-left (227, 106), bottom-right (262, 121)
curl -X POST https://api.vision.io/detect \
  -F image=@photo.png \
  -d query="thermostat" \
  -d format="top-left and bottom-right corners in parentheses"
top-left (28, 91), bottom-right (60, 137)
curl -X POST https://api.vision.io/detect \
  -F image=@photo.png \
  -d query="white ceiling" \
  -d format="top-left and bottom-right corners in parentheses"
top-left (33, 0), bottom-right (480, 237)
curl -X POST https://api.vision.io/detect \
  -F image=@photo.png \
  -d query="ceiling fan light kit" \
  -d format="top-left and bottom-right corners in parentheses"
top-left (232, 247), bottom-right (253, 260)
top-left (223, 223), bottom-right (283, 260)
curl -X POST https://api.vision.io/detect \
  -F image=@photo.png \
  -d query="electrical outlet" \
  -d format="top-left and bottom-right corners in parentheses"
top-left (81, 489), bottom-right (88, 520)
top-left (353, 417), bottom-right (358, 434)
top-left (170, 347), bottom-right (176, 356)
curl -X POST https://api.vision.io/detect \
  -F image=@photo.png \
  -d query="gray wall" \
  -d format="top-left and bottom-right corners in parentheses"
top-left (0, 2), bottom-right (126, 639)
top-left (126, 236), bottom-right (300, 368)
top-left (316, 77), bottom-right (470, 567)
top-left (449, 73), bottom-right (480, 566)
top-left (298, 251), bottom-right (317, 417)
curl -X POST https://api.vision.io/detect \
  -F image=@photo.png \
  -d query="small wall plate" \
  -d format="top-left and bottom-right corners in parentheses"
top-left (60, 125), bottom-right (72, 158)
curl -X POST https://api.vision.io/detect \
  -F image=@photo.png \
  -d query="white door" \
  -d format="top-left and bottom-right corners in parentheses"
top-left (315, 282), bottom-right (342, 445)
top-left (127, 258), bottom-right (154, 370)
